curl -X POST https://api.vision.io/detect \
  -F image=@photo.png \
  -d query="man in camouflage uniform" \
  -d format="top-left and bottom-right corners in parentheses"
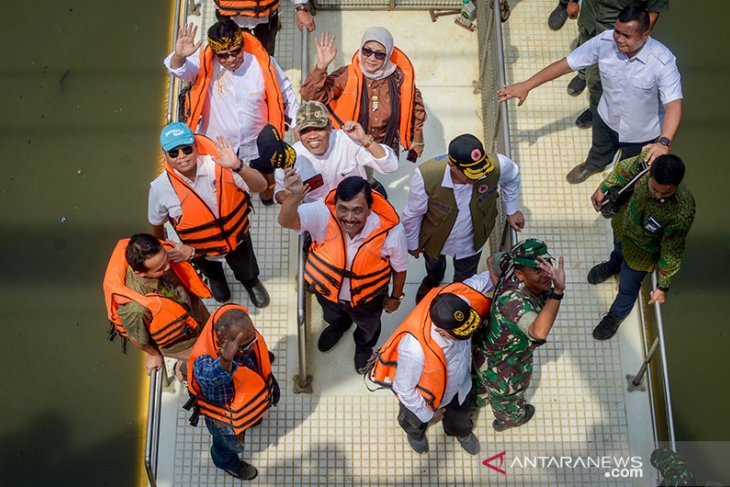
top-left (589, 153), bottom-right (695, 340)
top-left (651, 448), bottom-right (696, 486)
top-left (472, 239), bottom-right (565, 431)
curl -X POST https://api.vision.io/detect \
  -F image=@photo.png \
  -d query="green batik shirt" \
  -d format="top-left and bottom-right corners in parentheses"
top-left (579, 0), bottom-right (670, 35)
top-left (484, 273), bottom-right (547, 372)
top-left (600, 154), bottom-right (696, 290)
top-left (117, 267), bottom-right (209, 354)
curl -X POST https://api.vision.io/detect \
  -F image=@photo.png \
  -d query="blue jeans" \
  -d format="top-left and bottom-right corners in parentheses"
top-left (205, 418), bottom-right (244, 471)
top-left (607, 242), bottom-right (648, 319)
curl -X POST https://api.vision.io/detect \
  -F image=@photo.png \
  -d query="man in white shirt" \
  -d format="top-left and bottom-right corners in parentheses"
top-left (165, 19), bottom-right (300, 203)
top-left (401, 134), bottom-right (523, 303)
top-left (148, 122), bottom-right (271, 308)
top-left (273, 101), bottom-right (399, 204)
top-left (498, 5), bottom-right (682, 184)
top-left (279, 174), bottom-right (408, 373)
top-left (367, 271), bottom-right (494, 454)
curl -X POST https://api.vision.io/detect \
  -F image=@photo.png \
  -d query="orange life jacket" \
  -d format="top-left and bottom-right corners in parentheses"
top-left (103, 238), bottom-right (212, 349)
top-left (368, 282), bottom-right (492, 410)
top-left (329, 48), bottom-right (416, 150)
top-left (304, 189), bottom-right (399, 306)
top-left (186, 304), bottom-right (274, 435)
top-left (183, 34), bottom-right (285, 135)
top-left (214, 0), bottom-right (279, 18)
top-left (165, 134), bottom-right (251, 257)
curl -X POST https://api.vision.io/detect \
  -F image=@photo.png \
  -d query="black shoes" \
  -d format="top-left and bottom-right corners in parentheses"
top-left (547, 3), bottom-right (568, 30)
top-left (245, 280), bottom-right (270, 308)
top-left (593, 312), bottom-right (624, 340)
top-left (457, 433), bottom-right (481, 455)
top-left (317, 326), bottom-right (345, 352)
top-left (406, 435), bottom-right (429, 454)
top-left (493, 404), bottom-right (535, 432)
top-left (209, 278), bottom-right (231, 303)
top-left (575, 108), bottom-right (593, 129)
top-left (415, 277), bottom-right (439, 304)
top-left (587, 261), bottom-right (619, 285)
top-left (224, 461), bottom-right (258, 481)
top-left (566, 163), bottom-right (602, 184)
top-left (567, 75), bottom-right (586, 96)
top-left (354, 348), bottom-right (372, 375)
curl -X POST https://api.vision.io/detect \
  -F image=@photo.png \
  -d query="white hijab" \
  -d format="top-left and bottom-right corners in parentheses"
top-left (358, 27), bottom-right (397, 80)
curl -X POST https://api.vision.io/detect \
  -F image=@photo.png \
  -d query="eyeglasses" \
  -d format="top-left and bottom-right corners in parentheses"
top-left (215, 46), bottom-right (243, 60)
top-left (361, 46), bottom-right (387, 61)
top-left (239, 336), bottom-right (257, 354)
top-left (167, 145), bottom-right (194, 158)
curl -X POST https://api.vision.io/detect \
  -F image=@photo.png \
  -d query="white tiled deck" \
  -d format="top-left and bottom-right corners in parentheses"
top-left (154, 1), bottom-right (656, 485)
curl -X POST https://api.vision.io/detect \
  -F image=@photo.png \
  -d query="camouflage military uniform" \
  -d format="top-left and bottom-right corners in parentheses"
top-left (472, 240), bottom-right (550, 426)
top-left (650, 448), bottom-right (695, 487)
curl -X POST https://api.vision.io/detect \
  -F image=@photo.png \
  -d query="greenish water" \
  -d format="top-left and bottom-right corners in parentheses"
top-left (654, 2), bottom-right (730, 484)
top-left (0, 2), bottom-right (171, 485)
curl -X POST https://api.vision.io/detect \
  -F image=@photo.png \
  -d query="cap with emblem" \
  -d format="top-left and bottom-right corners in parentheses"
top-left (256, 124), bottom-right (296, 170)
top-left (429, 293), bottom-right (482, 340)
top-left (160, 122), bottom-right (195, 151)
top-left (510, 238), bottom-right (553, 269)
top-left (296, 101), bottom-right (330, 131)
top-left (447, 133), bottom-right (495, 180)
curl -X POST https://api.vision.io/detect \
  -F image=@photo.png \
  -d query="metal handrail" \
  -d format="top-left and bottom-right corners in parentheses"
top-left (294, 29), bottom-right (313, 393)
top-left (650, 272), bottom-right (677, 449)
top-left (144, 368), bottom-right (163, 487)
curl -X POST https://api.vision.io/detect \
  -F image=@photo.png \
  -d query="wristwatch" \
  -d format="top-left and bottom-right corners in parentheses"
top-left (547, 290), bottom-right (564, 301)
top-left (234, 159), bottom-right (245, 172)
top-left (657, 136), bottom-right (671, 147)
top-left (362, 135), bottom-right (375, 148)
top-left (295, 3), bottom-right (309, 12)
top-left (389, 293), bottom-right (405, 301)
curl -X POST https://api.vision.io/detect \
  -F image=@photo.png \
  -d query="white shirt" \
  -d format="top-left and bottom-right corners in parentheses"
top-left (274, 130), bottom-right (399, 203)
top-left (147, 155), bottom-right (249, 225)
top-left (297, 200), bottom-right (409, 301)
top-left (230, 0), bottom-right (307, 29)
top-left (163, 51), bottom-right (299, 160)
top-left (392, 271), bottom-right (494, 423)
top-left (566, 30), bottom-right (682, 143)
top-left (401, 153), bottom-right (521, 259)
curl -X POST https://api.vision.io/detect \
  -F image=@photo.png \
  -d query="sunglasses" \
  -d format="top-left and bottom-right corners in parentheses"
top-left (239, 336), bottom-right (257, 354)
top-left (167, 145), bottom-right (194, 158)
top-left (361, 46), bottom-right (387, 61)
top-left (215, 46), bottom-right (243, 60)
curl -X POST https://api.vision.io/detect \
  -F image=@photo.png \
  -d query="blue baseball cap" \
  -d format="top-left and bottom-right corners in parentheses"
top-left (160, 122), bottom-right (195, 151)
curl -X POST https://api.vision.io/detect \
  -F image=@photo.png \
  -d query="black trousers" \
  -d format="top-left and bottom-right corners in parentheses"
top-left (424, 251), bottom-right (481, 285)
top-left (193, 234), bottom-right (260, 288)
top-left (249, 12), bottom-right (281, 57)
top-left (585, 113), bottom-right (654, 171)
top-left (315, 293), bottom-right (385, 351)
top-left (398, 394), bottom-right (474, 442)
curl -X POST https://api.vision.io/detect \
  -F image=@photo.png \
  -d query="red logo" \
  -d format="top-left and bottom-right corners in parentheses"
top-left (483, 451), bottom-right (507, 475)
top-left (471, 148), bottom-right (482, 161)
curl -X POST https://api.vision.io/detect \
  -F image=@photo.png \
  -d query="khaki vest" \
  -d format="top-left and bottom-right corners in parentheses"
top-left (418, 154), bottom-right (501, 259)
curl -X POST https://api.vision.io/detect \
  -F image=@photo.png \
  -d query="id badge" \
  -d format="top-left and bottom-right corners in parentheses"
top-left (644, 216), bottom-right (662, 234)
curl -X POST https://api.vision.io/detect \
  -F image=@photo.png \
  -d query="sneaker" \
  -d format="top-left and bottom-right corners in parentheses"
top-left (415, 277), bottom-right (439, 304)
top-left (567, 75), bottom-right (586, 96)
top-left (493, 404), bottom-right (536, 432)
top-left (209, 277), bottom-right (231, 303)
top-left (574, 108), bottom-right (593, 129)
top-left (565, 163), bottom-right (601, 184)
top-left (223, 461), bottom-right (258, 481)
top-left (457, 433), bottom-right (480, 455)
top-left (317, 326), bottom-right (345, 352)
top-left (593, 312), bottom-right (624, 340)
top-left (245, 280), bottom-right (270, 308)
top-left (547, 3), bottom-right (568, 30)
top-left (406, 435), bottom-right (429, 454)
top-left (354, 348), bottom-right (372, 374)
top-left (587, 262), bottom-right (619, 285)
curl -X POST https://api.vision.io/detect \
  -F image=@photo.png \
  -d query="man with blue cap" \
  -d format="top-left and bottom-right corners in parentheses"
top-left (148, 122), bottom-right (271, 308)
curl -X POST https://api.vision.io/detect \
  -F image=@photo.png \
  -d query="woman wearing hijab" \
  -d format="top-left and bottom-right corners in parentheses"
top-left (301, 28), bottom-right (427, 163)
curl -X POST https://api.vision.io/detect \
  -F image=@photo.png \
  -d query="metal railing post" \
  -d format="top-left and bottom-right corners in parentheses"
top-left (651, 273), bottom-right (677, 450)
top-left (294, 29), bottom-right (313, 394)
top-left (144, 368), bottom-right (163, 487)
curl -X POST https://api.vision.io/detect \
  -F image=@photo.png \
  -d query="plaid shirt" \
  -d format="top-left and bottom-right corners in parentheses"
top-left (193, 354), bottom-right (259, 406)
top-left (600, 154), bottom-right (695, 289)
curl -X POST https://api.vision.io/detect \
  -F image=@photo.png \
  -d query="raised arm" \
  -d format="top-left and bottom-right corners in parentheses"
top-left (497, 58), bottom-right (573, 106)
top-left (278, 168), bottom-right (308, 230)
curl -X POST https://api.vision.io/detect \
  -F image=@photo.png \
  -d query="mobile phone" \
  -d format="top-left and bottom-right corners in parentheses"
top-left (406, 149), bottom-right (418, 163)
top-left (304, 173), bottom-right (324, 190)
